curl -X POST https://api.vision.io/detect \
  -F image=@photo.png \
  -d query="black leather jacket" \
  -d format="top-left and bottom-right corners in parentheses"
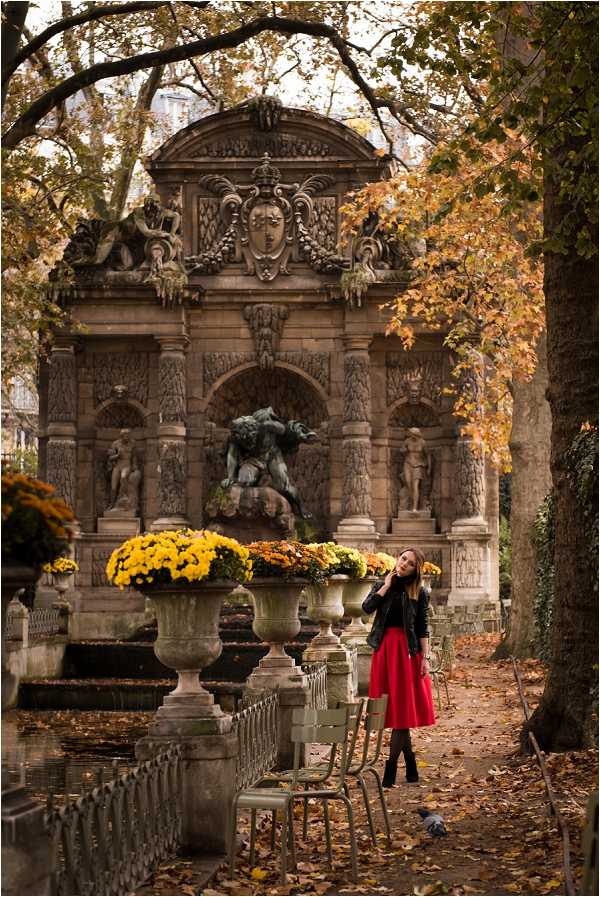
top-left (362, 579), bottom-right (429, 655)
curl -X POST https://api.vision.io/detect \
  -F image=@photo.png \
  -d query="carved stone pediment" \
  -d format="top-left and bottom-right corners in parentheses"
top-left (186, 155), bottom-right (349, 281)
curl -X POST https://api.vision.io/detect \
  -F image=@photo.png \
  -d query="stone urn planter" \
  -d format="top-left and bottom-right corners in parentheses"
top-left (246, 578), bottom-right (307, 689)
top-left (143, 580), bottom-right (237, 734)
top-left (304, 575), bottom-right (348, 656)
top-left (360, 575), bottom-right (379, 632)
top-left (421, 574), bottom-right (433, 593)
top-left (52, 571), bottom-right (73, 599)
top-left (2, 562), bottom-right (38, 711)
top-left (340, 578), bottom-right (373, 645)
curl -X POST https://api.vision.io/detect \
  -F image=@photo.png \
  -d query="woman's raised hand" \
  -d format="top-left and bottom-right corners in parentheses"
top-left (379, 570), bottom-right (396, 595)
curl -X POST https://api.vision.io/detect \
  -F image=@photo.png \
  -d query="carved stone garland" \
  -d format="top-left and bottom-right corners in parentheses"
top-left (158, 441), bottom-right (187, 517)
top-left (48, 353), bottom-right (77, 422)
top-left (159, 355), bottom-right (187, 424)
top-left (46, 441), bottom-right (76, 509)
top-left (344, 354), bottom-right (370, 422)
top-left (244, 304), bottom-right (288, 370)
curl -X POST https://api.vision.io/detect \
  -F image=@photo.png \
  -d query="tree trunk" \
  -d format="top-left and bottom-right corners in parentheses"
top-left (522, 128), bottom-right (599, 751)
top-left (1, 2), bottom-right (29, 110)
top-left (494, 333), bottom-right (552, 659)
top-left (109, 63), bottom-right (164, 219)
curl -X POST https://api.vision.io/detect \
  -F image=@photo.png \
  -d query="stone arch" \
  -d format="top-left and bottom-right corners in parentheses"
top-left (206, 365), bottom-right (327, 428)
top-left (94, 399), bottom-right (149, 430)
top-left (388, 398), bottom-right (440, 429)
top-left (204, 365), bottom-right (330, 532)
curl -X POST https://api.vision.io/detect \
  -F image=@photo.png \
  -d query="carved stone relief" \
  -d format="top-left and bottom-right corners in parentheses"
top-left (94, 353), bottom-right (149, 406)
top-left (189, 133), bottom-right (333, 158)
top-left (344, 354), bottom-right (371, 422)
top-left (277, 351), bottom-right (330, 392)
top-left (203, 352), bottom-right (254, 391)
top-left (159, 355), bottom-right (186, 423)
top-left (158, 441), bottom-right (186, 517)
top-left (455, 542), bottom-right (484, 588)
top-left (187, 156), bottom-right (348, 278)
top-left (92, 548), bottom-right (113, 587)
top-left (285, 444), bottom-right (330, 527)
top-left (48, 353), bottom-right (77, 422)
top-left (309, 197), bottom-right (337, 251)
top-left (244, 304), bottom-right (288, 370)
top-left (455, 438), bottom-right (486, 519)
top-left (95, 404), bottom-right (145, 430)
top-left (206, 367), bottom-right (327, 429)
top-left (342, 439), bottom-right (371, 517)
top-left (46, 440), bottom-right (76, 509)
top-left (197, 198), bottom-right (226, 254)
top-left (386, 352), bottom-right (444, 407)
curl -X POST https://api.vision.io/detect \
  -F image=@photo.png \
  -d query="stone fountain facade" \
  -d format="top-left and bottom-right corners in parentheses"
top-left (38, 98), bottom-right (499, 638)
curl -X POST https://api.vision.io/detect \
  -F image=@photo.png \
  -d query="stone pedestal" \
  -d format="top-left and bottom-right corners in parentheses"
top-left (205, 484), bottom-right (294, 543)
top-left (1, 780), bottom-right (55, 895)
top-left (136, 729), bottom-right (237, 854)
top-left (97, 516), bottom-right (140, 536)
top-left (303, 643), bottom-right (356, 708)
top-left (391, 510), bottom-right (436, 537)
top-left (447, 520), bottom-right (492, 605)
top-left (356, 643), bottom-right (373, 696)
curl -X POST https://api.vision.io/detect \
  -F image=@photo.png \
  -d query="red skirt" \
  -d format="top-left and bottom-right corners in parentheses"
top-left (368, 627), bottom-right (436, 729)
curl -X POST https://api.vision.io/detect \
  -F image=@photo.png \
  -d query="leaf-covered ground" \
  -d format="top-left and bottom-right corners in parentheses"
top-left (141, 634), bottom-right (597, 897)
top-left (3, 636), bottom-right (596, 896)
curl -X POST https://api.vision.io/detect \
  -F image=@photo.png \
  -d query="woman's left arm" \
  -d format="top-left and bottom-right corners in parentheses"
top-left (416, 589), bottom-right (430, 678)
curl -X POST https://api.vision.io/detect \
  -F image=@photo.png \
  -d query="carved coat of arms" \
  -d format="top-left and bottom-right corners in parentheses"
top-left (188, 154), bottom-right (348, 281)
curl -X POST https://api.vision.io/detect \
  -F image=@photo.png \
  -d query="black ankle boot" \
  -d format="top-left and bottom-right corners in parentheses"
top-left (404, 749), bottom-right (419, 783)
top-left (382, 759), bottom-right (398, 788)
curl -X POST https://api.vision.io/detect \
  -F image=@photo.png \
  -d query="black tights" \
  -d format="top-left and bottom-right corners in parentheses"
top-left (389, 728), bottom-right (413, 763)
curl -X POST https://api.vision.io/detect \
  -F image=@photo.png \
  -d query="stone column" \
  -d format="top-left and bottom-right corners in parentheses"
top-left (448, 356), bottom-right (492, 605)
top-left (46, 339), bottom-right (78, 516)
top-left (152, 337), bottom-right (190, 531)
top-left (333, 336), bottom-right (378, 548)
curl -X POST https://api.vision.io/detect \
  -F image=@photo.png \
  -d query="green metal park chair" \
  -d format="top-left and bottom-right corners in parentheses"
top-left (229, 706), bottom-right (358, 884)
top-left (340, 695), bottom-right (392, 848)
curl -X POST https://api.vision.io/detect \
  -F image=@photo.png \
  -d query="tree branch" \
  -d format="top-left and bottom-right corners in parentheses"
top-left (2, 1), bottom-right (177, 87)
top-left (2, 13), bottom-right (422, 151)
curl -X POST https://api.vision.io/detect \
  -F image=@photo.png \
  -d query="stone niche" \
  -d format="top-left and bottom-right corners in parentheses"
top-left (39, 96), bottom-right (499, 637)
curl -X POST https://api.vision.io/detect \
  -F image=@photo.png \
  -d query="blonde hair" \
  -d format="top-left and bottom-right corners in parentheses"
top-left (397, 546), bottom-right (425, 601)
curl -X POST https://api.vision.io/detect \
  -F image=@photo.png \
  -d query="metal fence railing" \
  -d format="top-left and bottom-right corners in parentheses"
top-left (301, 661), bottom-right (328, 710)
top-left (232, 689), bottom-right (279, 792)
top-left (6, 604), bottom-right (65, 642)
top-left (28, 607), bottom-right (63, 639)
top-left (45, 744), bottom-right (182, 897)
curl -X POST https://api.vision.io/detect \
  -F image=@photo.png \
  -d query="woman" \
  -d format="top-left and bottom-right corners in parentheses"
top-left (362, 547), bottom-right (436, 787)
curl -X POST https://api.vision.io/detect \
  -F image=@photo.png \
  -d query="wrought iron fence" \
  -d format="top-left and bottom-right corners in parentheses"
top-left (29, 607), bottom-right (63, 639)
top-left (301, 661), bottom-right (328, 710)
top-left (232, 689), bottom-right (279, 792)
top-left (5, 605), bottom-right (63, 641)
top-left (45, 744), bottom-right (182, 896)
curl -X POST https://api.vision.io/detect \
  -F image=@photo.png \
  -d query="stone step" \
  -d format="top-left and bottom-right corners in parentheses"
top-left (19, 679), bottom-right (244, 712)
top-left (64, 640), bottom-right (307, 682)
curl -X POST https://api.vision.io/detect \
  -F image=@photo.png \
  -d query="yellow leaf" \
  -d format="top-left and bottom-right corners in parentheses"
top-left (250, 867), bottom-right (268, 881)
top-left (544, 879), bottom-right (561, 889)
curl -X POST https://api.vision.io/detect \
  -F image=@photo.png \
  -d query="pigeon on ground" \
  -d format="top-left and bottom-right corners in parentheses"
top-left (418, 807), bottom-right (448, 837)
